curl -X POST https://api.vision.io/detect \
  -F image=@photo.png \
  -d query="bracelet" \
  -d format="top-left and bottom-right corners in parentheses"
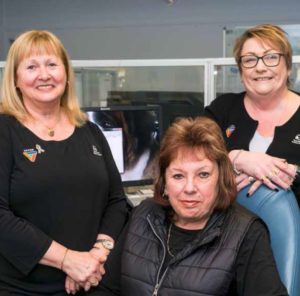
top-left (232, 149), bottom-right (243, 175)
top-left (61, 248), bottom-right (68, 271)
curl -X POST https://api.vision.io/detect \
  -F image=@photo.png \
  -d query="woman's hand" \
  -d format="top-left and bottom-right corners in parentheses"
top-left (82, 262), bottom-right (106, 292)
top-left (65, 276), bottom-right (80, 295)
top-left (235, 172), bottom-right (264, 195)
top-left (64, 244), bottom-right (110, 293)
top-left (64, 262), bottom-right (105, 294)
top-left (89, 242), bottom-right (110, 262)
top-left (62, 250), bottom-right (102, 285)
top-left (232, 150), bottom-right (297, 195)
top-left (80, 243), bottom-right (110, 291)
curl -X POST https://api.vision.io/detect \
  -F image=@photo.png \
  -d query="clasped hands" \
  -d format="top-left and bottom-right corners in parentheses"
top-left (62, 244), bottom-right (110, 295)
top-left (233, 150), bottom-right (297, 196)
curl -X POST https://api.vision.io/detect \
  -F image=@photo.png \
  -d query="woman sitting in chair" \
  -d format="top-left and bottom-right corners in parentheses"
top-left (98, 117), bottom-right (287, 296)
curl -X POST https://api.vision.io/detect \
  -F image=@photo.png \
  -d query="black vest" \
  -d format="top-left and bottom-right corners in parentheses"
top-left (121, 199), bottom-right (257, 296)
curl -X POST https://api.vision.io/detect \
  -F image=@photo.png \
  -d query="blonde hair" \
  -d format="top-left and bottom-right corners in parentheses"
top-left (233, 24), bottom-right (292, 84)
top-left (0, 30), bottom-right (86, 126)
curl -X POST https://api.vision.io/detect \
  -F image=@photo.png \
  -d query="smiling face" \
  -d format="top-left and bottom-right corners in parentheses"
top-left (164, 147), bottom-right (219, 230)
top-left (240, 38), bottom-right (290, 98)
top-left (16, 54), bottom-right (67, 109)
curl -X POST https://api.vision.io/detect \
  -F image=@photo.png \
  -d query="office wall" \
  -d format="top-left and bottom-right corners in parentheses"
top-left (1, 0), bottom-right (300, 60)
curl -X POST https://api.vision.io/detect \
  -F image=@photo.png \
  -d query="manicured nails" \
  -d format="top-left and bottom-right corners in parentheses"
top-left (246, 193), bottom-right (250, 198)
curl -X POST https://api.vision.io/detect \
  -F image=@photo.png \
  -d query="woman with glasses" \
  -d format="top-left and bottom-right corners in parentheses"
top-left (204, 24), bottom-right (300, 205)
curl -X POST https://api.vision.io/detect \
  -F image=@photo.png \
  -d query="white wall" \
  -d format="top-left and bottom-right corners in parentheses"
top-left (1, 0), bottom-right (300, 60)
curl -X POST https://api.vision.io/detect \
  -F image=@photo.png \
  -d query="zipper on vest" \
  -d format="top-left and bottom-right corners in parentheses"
top-left (151, 267), bottom-right (169, 296)
top-left (152, 284), bottom-right (159, 296)
top-left (147, 216), bottom-right (169, 296)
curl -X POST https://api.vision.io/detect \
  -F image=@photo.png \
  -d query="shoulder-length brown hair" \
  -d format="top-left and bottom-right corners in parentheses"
top-left (154, 116), bottom-right (236, 211)
top-left (0, 30), bottom-right (86, 126)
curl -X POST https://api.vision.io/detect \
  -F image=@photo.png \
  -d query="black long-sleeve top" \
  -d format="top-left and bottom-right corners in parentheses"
top-left (0, 114), bottom-right (129, 295)
top-left (204, 92), bottom-right (300, 205)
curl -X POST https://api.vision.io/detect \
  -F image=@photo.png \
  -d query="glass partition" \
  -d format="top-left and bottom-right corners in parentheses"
top-left (214, 64), bottom-right (244, 97)
top-left (211, 56), bottom-right (300, 100)
top-left (289, 57), bottom-right (300, 92)
top-left (1, 57), bottom-right (300, 108)
top-left (0, 63), bottom-right (3, 89)
top-left (77, 66), bottom-right (204, 108)
top-left (72, 60), bottom-right (206, 132)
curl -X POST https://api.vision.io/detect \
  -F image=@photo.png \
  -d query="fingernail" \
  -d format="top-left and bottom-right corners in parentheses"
top-left (274, 188), bottom-right (279, 192)
top-left (246, 193), bottom-right (250, 198)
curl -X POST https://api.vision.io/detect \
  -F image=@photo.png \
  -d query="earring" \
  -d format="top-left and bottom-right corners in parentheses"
top-left (162, 192), bottom-right (169, 201)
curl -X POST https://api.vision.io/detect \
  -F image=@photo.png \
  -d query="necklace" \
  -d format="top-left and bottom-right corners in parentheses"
top-left (167, 223), bottom-right (174, 257)
top-left (37, 111), bottom-right (61, 137)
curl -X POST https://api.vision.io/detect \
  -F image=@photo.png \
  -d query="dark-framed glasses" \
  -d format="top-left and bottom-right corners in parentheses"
top-left (239, 53), bottom-right (284, 68)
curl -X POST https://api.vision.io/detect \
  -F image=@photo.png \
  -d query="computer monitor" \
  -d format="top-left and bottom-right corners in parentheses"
top-left (108, 91), bottom-right (204, 133)
top-left (83, 105), bottom-right (162, 186)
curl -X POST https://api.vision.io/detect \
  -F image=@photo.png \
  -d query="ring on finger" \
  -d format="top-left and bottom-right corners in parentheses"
top-left (261, 175), bottom-right (268, 182)
top-left (90, 280), bottom-right (99, 286)
top-left (248, 176), bottom-right (255, 183)
top-left (267, 171), bottom-right (274, 181)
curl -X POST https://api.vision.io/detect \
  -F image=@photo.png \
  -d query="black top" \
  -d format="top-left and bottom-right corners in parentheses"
top-left (0, 114), bottom-right (129, 295)
top-left (167, 220), bottom-right (286, 295)
top-left (97, 207), bottom-right (287, 296)
top-left (168, 223), bottom-right (199, 256)
top-left (204, 92), bottom-right (300, 204)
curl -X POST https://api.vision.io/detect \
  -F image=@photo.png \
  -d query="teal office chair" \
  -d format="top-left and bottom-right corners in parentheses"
top-left (237, 186), bottom-right (300, 296)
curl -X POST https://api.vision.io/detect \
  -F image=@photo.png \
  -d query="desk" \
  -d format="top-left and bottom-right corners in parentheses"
top-left (125, 186), bottom-right (154, 206)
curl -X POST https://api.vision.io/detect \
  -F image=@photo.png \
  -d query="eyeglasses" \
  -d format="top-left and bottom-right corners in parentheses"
top-left (239, 53), bottom-right (284, 69)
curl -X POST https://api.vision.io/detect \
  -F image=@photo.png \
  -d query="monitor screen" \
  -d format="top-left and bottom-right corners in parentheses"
top-left (83, 105), bottom-right (161, 186)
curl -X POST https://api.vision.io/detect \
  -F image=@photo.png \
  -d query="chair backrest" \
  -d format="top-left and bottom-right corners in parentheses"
top-left (237, 186), bottom-right (300, 296)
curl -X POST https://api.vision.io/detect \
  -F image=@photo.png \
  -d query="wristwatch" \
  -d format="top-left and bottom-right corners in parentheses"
top-left (95, 239), bottom-right (114, 250)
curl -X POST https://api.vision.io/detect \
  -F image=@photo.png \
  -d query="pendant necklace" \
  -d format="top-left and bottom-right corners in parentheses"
top-left (38, 111), bottom-right (61, 137)
top-left (167, 223), bottom-right (175, 257)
